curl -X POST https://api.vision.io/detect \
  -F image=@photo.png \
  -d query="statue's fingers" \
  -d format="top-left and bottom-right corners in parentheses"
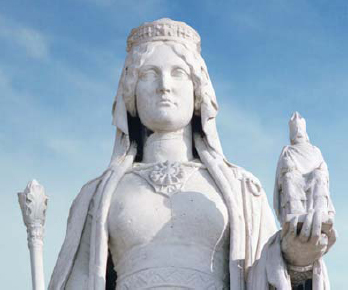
top-left (315, 234), bottom-right (329, 257)
top-left (326, 228), bottom-right (337, 253)
top-left (287, 215), bottom-right (298, 240)
top-left (310, 211), bottom-right (322, 244)
top-left (281, 221), bottom-right (290, 238)
top-left (319, 233), bottom-right (328, 246)
top-left (299, 210), bottom-right (314, 243)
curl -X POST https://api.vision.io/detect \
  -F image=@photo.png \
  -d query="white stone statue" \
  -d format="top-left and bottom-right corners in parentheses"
top-left (274, 112), bottom-right (335, 225)
top-left (273, 112), bottom-right (336, 288)
top-left (46, 19), bottom-right (336, 290)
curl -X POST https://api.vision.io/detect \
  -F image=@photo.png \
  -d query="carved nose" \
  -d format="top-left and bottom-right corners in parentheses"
top-left (157, 75), bottom-right (171, 94)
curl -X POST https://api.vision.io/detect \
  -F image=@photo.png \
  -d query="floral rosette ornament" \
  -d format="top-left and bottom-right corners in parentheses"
top-left (149, 161), bottom-right (186, 194)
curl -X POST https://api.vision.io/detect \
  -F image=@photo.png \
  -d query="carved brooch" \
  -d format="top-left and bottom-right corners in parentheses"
top-left (132, 160), bottom-right (204, 197)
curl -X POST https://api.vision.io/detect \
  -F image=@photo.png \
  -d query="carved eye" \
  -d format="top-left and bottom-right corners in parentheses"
top-left (171, 67), bottom-right (190, 79)
top-left (139, 69), bottom-right (158, 80)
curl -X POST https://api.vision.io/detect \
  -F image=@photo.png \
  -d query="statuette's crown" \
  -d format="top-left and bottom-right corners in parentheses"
top-left (127, 18), bottom-right (201, 53)
top-left (289, 111), bottom-right (306, 129)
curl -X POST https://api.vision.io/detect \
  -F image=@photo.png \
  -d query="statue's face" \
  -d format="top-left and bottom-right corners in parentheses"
top-left (135, 44), bottom-right (194, 132)
top-left (290, 125), bottom-right (308, 144)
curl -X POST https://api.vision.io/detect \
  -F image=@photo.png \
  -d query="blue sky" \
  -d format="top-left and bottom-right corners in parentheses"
top-left (1, 1), bottom-right (347, 288)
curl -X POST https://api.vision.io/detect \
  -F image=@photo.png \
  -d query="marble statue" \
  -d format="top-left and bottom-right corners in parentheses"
top-left (43, 19), bottom-right (336, 290)
top-left (274, 112), bottom-right (335, 225)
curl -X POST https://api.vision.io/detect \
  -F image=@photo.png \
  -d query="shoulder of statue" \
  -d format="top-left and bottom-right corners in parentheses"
top-left (225, 161), bottom-right (264, 197)
top-left (312, 144), bottom-right (323, 154)
top-left (81, 173), bottom-right (105, 195)
top-left (70, 172), bottom-right (106, 210)
top-left (63, 173), bottom-right (105, 232)
top-left (84, 175), bottom-right (104, 190)
top-left (280, 145), bottom-right (291, 156)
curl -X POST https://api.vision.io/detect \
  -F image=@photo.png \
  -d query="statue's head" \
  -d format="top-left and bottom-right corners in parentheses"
top-left (126, 42), bottom-right (195, 133)
top-left (289, 112), bottom-right (309, 145)
top-left (111, 19), bottom-right (223, 162)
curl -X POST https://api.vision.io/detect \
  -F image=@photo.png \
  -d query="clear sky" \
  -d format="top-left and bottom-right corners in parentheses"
top-left (1, 0), bottom-right (347, 289)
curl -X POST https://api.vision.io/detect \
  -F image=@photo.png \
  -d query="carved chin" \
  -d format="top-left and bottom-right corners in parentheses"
top-left (139, 105), bottom-right (192, 132)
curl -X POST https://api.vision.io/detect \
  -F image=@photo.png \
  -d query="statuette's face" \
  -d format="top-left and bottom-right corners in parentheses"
top-left (135, 44), bottom-right (194, 132)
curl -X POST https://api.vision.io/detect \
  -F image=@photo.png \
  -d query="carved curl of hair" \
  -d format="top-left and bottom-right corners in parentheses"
top-left (115, 40), bottom-right (216, 118)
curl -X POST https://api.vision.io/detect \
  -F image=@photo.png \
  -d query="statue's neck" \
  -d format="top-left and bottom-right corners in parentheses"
top-left (291, 138), bottom-right (309, 145)
top-left (142, 125), bottom-right (194, 163)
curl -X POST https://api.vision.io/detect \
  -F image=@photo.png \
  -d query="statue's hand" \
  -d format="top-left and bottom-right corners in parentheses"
top-left (281, 210), bottom-right (337, 267)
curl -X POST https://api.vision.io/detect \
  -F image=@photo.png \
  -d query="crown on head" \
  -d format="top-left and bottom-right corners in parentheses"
top-left (289, 112), bottom-right (309, 143)
top-left (126, 18), bottom-right (201, 53)
top-left (289, 112), bottom-right (306, 130)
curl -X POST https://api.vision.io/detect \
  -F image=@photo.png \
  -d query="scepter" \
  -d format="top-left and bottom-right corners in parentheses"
top-left (18, 180), bottom-right (48, 290)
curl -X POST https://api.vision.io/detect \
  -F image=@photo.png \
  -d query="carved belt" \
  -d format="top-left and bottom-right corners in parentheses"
top-left (116, 266), bottom-right (229, 290)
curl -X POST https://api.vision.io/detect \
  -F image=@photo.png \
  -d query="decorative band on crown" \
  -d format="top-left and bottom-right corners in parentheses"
top-left (126, 18), bottom-right (201, 52)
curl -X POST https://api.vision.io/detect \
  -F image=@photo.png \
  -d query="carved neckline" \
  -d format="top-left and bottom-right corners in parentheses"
top-left (131, 160), bottom-right (205, 197)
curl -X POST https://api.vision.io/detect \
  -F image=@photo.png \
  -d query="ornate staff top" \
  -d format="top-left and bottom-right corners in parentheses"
top-left (18, 179), bottom-right (48, 247)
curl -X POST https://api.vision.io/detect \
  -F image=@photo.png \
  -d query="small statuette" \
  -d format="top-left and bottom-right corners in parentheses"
top-left (274, 112), bottom-right (335, 226)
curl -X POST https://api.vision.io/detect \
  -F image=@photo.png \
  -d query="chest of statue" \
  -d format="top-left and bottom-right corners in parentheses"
top-left (107, 162), bottom-right (230, 289)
